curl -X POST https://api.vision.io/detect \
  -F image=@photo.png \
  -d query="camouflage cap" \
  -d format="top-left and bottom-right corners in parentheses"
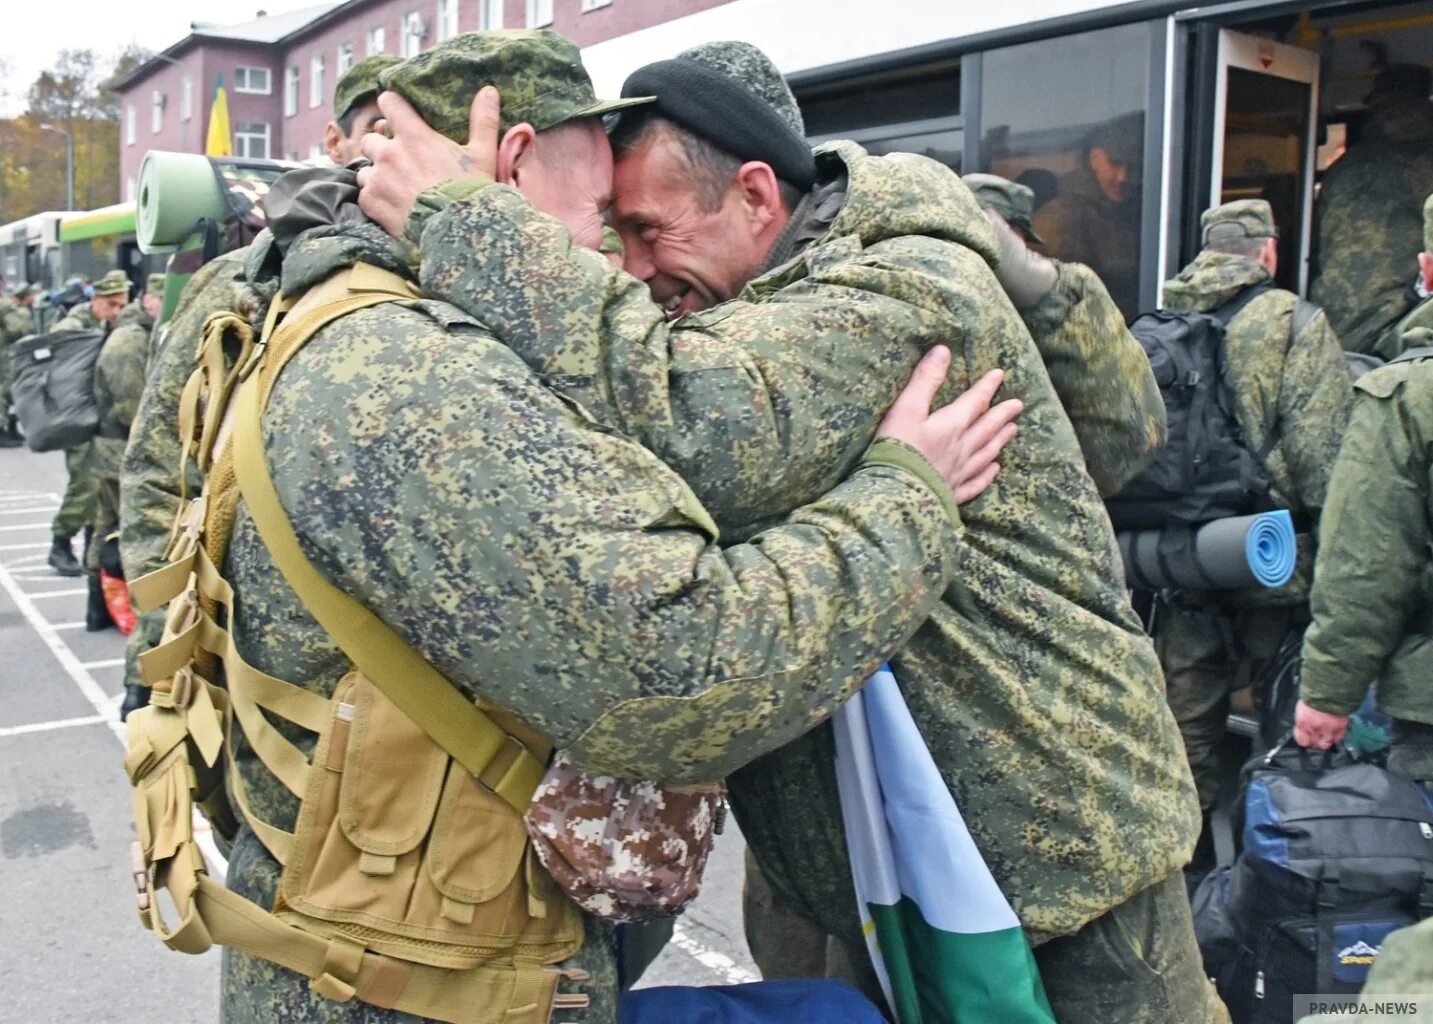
top-left (334, 54), bottom-right (401, 120)
top-left (145, 273), bottom-right (166, 296)
top-left (1202, 198), bottom-right (1277, 245)
top-left (676, 41), bottom-right (804, 136)
top-left (378, 30), bottom-right (653, 142)
top-left (964, 173), bottom-right (1045, 244)
top-left (1424, 193), bottom-right (1433, 254)
top-left (92, 269), bottom-right (131, 296)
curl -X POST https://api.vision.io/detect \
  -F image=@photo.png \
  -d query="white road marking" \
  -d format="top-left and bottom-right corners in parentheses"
top-left (0, 714), bottom-right (109, 738)
top-left (4, 552), bottom-right (50, 566)
top-left (28, 588), bottom-right (87, 599)
top-left (51, 621), bottom-right (87, 631)
top-left (81, 658), bottom-right (125, 670)
top-left (0, 522), bottom-right (55, 532)
top-left (0, 507), bottom-right (59, 516)
top-left (0, 541), bottom-right (50, 552)
top-left (669, 921), bottom-right (759, 985)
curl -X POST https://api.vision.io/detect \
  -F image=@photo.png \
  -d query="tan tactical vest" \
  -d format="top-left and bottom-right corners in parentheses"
top-left (124, 263), bottom-right (586, 1023)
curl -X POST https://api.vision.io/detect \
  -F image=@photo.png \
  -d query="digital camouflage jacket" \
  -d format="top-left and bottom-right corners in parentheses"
top-left (1162, 251), bottom-right (1353, 603)
top-left (218, 189), bottom-right (965, 1022)
top-left (1301, 341), bottom-right (1433, 726)
top-left (407, 141), bottom-right (1200, 945)
top-left (1310, 96), bottom-right (1433, 354)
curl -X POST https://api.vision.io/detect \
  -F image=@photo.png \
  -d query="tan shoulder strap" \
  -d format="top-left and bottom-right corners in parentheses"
top-left (229, 264), bottom-right (546, 814)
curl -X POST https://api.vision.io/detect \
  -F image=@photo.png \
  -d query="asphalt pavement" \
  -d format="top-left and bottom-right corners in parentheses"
top-left (0, 443), bottom-right (757, 1023)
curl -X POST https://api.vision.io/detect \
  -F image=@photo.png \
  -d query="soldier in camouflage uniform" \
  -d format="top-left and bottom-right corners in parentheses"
top-left (323, 54), bottom-right (400, 165)
top-left (1295, 339), bottom-right (1433, 787)
top-left (213, 32), bottom-right (1017, 1024)
top-left (1368, 193), bottom-right (1433, 360)
top-left (0, 281), bottom-right (35, 447)
top-left (83, 274), bottom-right (162, 630)
top-left (1311, 64), bottom-right (1433, 355)
top-left (47, 269), bottom-right (130, 577)
top-left (361, 39), bottom-right (1216, 1023)
top-left (967, 171), bottom-right (1165, 496)
top-left (1154, 201), bottom-right (1352, 839)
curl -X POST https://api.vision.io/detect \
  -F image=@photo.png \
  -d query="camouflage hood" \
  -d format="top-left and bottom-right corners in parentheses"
top-left (262, 163), bottom-right (418, 298)
top-left (793, 141), bottom-right (998, 268)
top-left (1365, 95), bottom-right (1433, 146)
top-left (113, 299), bottom-right (154, 332)
top-left (1161, 249), bottom-right (1271, 312)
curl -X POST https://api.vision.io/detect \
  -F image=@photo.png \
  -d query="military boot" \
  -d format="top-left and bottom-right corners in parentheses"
top-left (48, 536), bottom-right (82, 577)
top-left (119, 683), bottom-right (150, 721)
top-left (0, 415), bottom-right (22, 448)
top-left (86, 573), bottom-right (114, 632)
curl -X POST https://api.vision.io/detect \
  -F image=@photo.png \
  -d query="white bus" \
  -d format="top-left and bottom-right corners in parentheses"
top-left (0, 210), bottom-right (72, 293)
top-left (584, 0), bottom-right (1433, 319)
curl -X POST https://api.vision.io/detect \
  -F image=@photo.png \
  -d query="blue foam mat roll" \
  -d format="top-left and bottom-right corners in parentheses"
top-left (1118, 510), bottom-right (1296, 591)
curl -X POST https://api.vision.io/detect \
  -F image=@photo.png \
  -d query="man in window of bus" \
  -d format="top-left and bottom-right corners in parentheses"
top-left (46, 269), bottom-right (129, 578)
top-left (965, 171), bottom-right (1165, 496)
top-left (1031, 111), bottom-right (1144, 320)
top-left (1311, 64), bottom-right (1433, 357)
top-left (360, 41), bottom-right (1222, 1024)
top-left (322, 54), bottom-right (400, 165)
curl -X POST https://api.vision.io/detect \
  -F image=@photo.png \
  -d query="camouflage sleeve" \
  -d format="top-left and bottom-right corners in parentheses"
top-left (119, 254), bottom-right (245, 686)
top-left (1276, 309), bottom-right (1353, 516)
top-left (96, 325), bottom-right (149, 433)
top-left (270, 311), bottom-right (964, 781)
top-left (1300, 374), bottom-right (1429, 715)
top-left (1019, 260), bottom-right (1165, 496)
top-left (413, 183), bottom-right (982, 531)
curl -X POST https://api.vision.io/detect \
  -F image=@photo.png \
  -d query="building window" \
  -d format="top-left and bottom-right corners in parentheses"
top-left (310, 54), bottom-right (325, 109)
top-left (181, 75), bottom-right (193, 120)
top-left (480, 0), bottom-right (502, 28)
top-left (401, 11), bottom-right (426, 57)
top-left (126, 103), bottom-right (136, 145)
top-left (436, 0), bottom-right (458, 41)
top-left (337, 41), bottom-right (354, 76)
top-left (152, 89), bottom-right (165, 133)
top-left (126, 175), bottom-right (137, 202)
top-left (580, 0), bottom-right (611, 10)
top-left (526, 0), bottom-right (553, 28)
top-left (234, 66), bottom-right (272, 94)
top-left (309, 143), bottom-right (324, 161)
top-left (284, 66), bottom-right (299, 116)
top-left (368, 25), bottom-right (386, 54)
top-left (234, 122), bottom-right (270, 159)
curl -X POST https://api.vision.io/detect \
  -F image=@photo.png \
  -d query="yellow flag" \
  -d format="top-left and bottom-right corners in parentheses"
top-left (205, 75), bottom-right (233, 156)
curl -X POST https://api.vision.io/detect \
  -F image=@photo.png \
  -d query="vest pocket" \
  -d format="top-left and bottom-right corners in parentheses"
top-left (277, 671), bottom-right (580, 969)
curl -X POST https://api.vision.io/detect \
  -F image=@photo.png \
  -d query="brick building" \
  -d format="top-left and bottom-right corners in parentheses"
top-left (113, 0), bottom-right (735, 197)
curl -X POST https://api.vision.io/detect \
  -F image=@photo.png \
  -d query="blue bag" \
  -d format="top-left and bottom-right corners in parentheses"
top-left (619, 980), bottom-right (888, 1024)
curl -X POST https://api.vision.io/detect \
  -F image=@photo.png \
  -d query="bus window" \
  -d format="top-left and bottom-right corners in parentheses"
top-left (980, 22), bottom-right (1152, 318)
top-left (799, 62), bottom-right (964, 171)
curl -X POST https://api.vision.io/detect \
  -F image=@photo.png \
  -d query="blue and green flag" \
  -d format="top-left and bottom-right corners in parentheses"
top-left (832, 666), bottom-right (1056, 1024)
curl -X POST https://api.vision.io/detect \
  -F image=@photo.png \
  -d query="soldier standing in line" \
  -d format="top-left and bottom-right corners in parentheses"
top-left (0, 280), bottom-right (35, 448)
top-left (46, 268), bottom-right (129, 577)
top-left (1311, 64), bottom-right (1433, 355)
top-left (1153, 200), bottom-right (1352, 873)
top-left (1367, 193), bottom-right (1433, 360)
top-left (84, 273), bottom-right (161, 630)
top-left (966, 171), bottom-right (1165, 496)
top-left (1295, 199), bottom-right (1433, 789)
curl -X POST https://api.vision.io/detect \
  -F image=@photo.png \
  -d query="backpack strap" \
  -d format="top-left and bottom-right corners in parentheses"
top-left (229, 263), bottom-right (547, 813)
top-left (1390, 345), bottom-right (1433, 366)
top-left (1291, 297), bottom-right (1322, 341)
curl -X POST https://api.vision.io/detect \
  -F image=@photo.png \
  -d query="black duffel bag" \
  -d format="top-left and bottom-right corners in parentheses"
top-left (1194, 740), bottom-right (1433, 1023)
top-left (8, 328), bottom-right (105, 452)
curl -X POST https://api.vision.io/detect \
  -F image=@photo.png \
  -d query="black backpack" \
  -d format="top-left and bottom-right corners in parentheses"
top-left (1193, 743), bottom-right (1433, 1023)
top-left (7, 328), bottom-right (106, 452)
top-left (1106, 288), bottom-right (1317, 532)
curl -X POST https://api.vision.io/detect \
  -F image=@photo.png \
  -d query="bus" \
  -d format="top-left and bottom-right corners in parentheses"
top-left (583, 0), bottom-right (1433, 320)
top-left (0, 210), bottom-right (71, 293)
top-left (58, 202), bottom-right (165, 298)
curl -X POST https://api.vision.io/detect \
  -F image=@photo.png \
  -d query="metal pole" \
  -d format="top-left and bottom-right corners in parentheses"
top-left (65, 132), bottom-right (74, 211)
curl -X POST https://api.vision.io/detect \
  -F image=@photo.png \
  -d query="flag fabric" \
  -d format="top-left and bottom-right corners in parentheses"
top-left (205, 74), bottom-right (233, 157)
top-left (832, 666), bottom-right (1056, 1024)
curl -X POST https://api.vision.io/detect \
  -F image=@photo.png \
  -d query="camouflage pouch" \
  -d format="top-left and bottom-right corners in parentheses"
top-left (524, 752), bottom-right (725, 922)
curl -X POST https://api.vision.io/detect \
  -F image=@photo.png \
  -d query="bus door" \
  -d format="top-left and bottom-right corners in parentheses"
top-left (1209, 30), bottom-right (1320, 294)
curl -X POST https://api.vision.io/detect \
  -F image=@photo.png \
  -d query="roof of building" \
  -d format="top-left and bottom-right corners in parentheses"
top-left (189, 1), bottom-right (344, 43)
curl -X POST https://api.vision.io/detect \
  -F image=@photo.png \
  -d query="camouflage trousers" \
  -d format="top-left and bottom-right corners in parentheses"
top-left (1388, 718), bottom-right (1433, 787)
top-left (745, 856), bottom-right (1229, 1024)
top-left (51, 441), bottom-right (98, 541)
top-left (83, 439), bottom-right (124, 575)
top-left (220, 828), bottom-right (621, 1024)
top-left (1153, 598), bottom-right (1304, 810)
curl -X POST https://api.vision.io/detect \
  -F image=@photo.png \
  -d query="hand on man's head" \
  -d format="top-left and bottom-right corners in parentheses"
top-left (357, 86), bottom-right (503, 237)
